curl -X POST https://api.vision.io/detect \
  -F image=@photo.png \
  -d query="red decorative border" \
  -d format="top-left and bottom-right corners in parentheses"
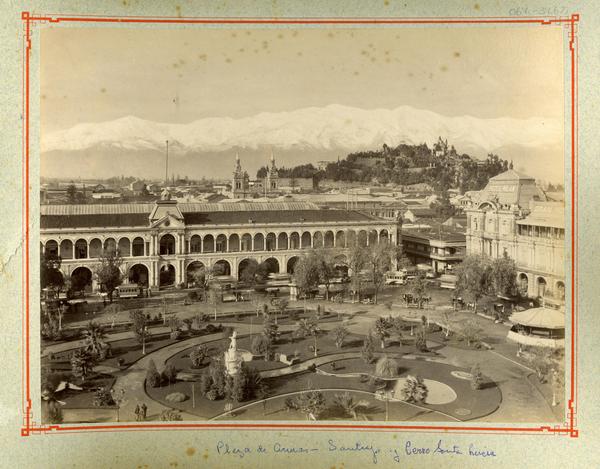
top-left (20, 12), bottom-right (579, 437)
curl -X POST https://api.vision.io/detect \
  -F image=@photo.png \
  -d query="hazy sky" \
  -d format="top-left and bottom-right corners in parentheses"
top-left (41, 25), bottom-right (564, 134)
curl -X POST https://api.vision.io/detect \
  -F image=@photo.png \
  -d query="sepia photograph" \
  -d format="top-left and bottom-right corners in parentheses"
top-left (38, 24), bottom-right (567, 427)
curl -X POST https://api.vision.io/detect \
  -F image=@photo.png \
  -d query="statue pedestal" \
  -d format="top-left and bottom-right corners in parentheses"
top-left (224, 349), bottom-right (241, 376)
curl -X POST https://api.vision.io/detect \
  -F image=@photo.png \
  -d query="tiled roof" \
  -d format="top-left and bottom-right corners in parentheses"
top-left (516, 202), bottom-right (565, 229)
top-left (41, 213), bottom-right (149, 229)
top-left (40, 202), bottom-right (382, 229)
top-left (183, 209), bottom-right (377, 226)
top-left (402, 226), bottom-right (466, 243)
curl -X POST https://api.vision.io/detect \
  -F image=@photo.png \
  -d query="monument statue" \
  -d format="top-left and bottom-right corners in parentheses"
top-left (228, 330), bottom-right (238, 351)
top-left (160, 188), bottom-right (171, 201)
top-left (224, 330), bottom-right (241, 376)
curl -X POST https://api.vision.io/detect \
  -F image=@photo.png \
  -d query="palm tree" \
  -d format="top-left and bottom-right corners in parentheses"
top-left (373, 317), bottom-right (391, 349)
top-left (332, 392), bottom-right (370, 420)
top-left (82, 321), bottom-right (107, 359)
top-left (375, 355), bottom-right (399, 378)
top-left (296, 318), bottom-right (321, 357)
top-left (400, 375), bottom-right (428, 403)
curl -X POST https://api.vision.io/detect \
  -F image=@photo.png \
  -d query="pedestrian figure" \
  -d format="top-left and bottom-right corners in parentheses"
top-left (134, 404), bottom-right (141, 422)
top-left (141, 403), bottom-right (148, 421)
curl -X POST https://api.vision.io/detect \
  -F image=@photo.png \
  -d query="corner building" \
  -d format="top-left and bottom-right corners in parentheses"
top-left (464, 170), bottom-right (565, 306)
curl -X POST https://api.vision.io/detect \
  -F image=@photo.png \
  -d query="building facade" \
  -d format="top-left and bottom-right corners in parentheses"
top-left (402, 226), bottom-right (466, 273)
top-left (464, 170), bottom-right (565, 305)
top-left (41, 195), bottom-right (399, 291)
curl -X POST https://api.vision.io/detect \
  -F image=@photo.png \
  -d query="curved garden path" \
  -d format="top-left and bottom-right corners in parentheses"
top-left (209, 388), bottom-right (460, 422)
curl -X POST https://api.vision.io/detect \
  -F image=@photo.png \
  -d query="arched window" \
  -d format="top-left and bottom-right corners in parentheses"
top-left (253, 233), bottom-right (264, 251)
top-left (118, 238), bottom-right (131, 257)
top-left (190, 235), bottom-right (202, 253)
top-left (75, 239), bottom-right (88, 259)
top-left (265, 233), bottom-right (276, 251)
top-left (229, 234), bottom-right (240, 252)
top-left (278, 232), bottom-right (289, 250)
top-left (159, 234), bottom-right (176, 255)
top-left (216, 234), bottom-right (228, 253)
top-left (203, 234), bottom-right (214, 253)
top-left (241, 233), bottom-right (252, 252)
top-left (60, 239), bottom-right (73, 259)
top-left (132, 237), bottom-right (145, 257)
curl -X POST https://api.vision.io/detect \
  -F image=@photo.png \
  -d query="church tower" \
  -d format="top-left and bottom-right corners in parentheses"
top-left (232, 152), bottom-right (249, 198)
top-left (265, 149), bottom-right (279, 195)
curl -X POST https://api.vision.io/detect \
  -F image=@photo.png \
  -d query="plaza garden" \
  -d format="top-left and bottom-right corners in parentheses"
top-left (41, 296), bottom-right (509, 424)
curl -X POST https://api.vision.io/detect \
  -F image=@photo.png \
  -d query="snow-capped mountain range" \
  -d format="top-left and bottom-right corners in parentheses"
top-left (43, 104), bottom-right (560, 154)
top-left (41, 105), bottom-right (564, 182)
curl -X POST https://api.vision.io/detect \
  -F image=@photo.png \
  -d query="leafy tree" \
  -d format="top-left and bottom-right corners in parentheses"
top-left (287, 388), bottom-right (326, 420)
top-left (470, 363), bottom-right (484, 390)
top-left (207, 285), bottom-right (222, 320)
top-left (346, 245), bottom-right (368, 302)
top-left (408, 276), bottom-right (428, 309)
top-left (527, 347), bottom-right (556, 383)
top-left (204, 358), bottom-right (227, 398)
top-left (263, 315), bottom-right (280, 346)
top-left (313, 248), bottom-right (338, 300)
top-left (331, 324), bottom-right (349, 349)
top-left (129, 311), bottom-right (149, 354)
top-left (455, 254), bottom-right (492, 311)
top-left (251, 334), bottom-right (271, 360)
top-left (66, 184), bottom-right (78, 203)
top-left (93, 386), bottom-right (116, 407)
top-left (239, 259), bottom-right (268, 285)
top-left (490, 253), bottom-right (518, 297)
top-left (361, 333), bottom-right (376, 364)
top-left (41, 253), bottom-right (64, 297)
top-left (71, 349), bottom-right (95, 383)
top-left (389, 316), bottom-right (405, 346)
top-left (296, 317), bottom-right (321, 357)
top-left (364, 243), bottom-right (398, 304)
top-left (373, 317), bottom-right (392, 349)
top-left (456, 319), bottom-right (483, 347)
top-left (442, 311), bottom-right (453, 338)
top-left (250, 292), bottom-right (266, 318)
top-left (45, 400), bottom-right (63, 424)
top-left (415, 329), bottom-right (428, 352)
top-left (82, 321), bottom-right (107, 359)
top-left (273, 297), bottom-right (289, 324)
top-left (292, 252), bottom-right (322, 297)
top-left (94, 250), bottom-right (123, 303)
top-left (399, 375), bottom-right (428, 403)
top-left (190, 345), bottom-right (208, 368)
top-left (245, 365), bottom-right (268, 401)
top-left (332, 392), bottom-right (370, 420)
top-left (163, 363), bottom-right (178, 386)
top-left (375, 355), bottom-right (399, 378)
top-left (146, 359), bottom-right (162, 387)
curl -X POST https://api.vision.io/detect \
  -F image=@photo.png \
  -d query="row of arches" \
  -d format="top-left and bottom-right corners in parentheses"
top-left (43, 237), bottom-right (147, 259)
top-left (42, 228), bottom-right (391, 259)
top-left (61, 252), bottom-right (352, 291)
top-left (517, 273), bottom-right (565, 300)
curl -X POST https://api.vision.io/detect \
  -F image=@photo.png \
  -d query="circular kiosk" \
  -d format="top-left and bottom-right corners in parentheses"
top-left (507, 307), bottom-right (565, 356)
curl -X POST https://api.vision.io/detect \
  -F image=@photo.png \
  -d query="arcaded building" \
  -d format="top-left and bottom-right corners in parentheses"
top-left (464, 170), bottom-right (565, 305)
top-left (40, 194), bottom-right (399, 291)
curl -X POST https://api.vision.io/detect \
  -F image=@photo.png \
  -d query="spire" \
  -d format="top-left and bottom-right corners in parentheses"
top-left (235, 151), bottom-right (242, 173)
top-left (270, 148), bottom-right (275, 169)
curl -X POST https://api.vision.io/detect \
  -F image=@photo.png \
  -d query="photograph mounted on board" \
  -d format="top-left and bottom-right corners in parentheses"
top-left (39, 25), bottom-right (567, 425)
